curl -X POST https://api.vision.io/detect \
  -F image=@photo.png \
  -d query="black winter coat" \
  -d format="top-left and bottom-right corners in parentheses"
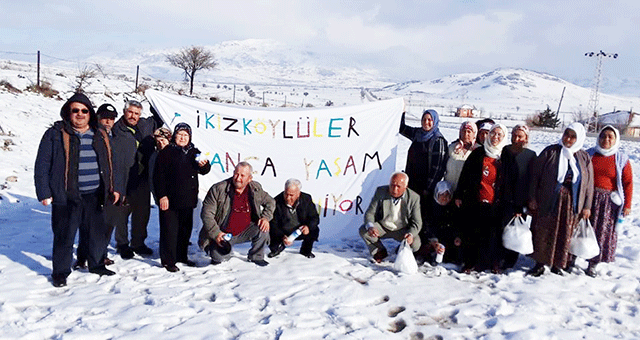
top-left (454, 146), bottom-right (518, 214)
top-left (111, 111), bottom-right (162, 194)
top-left (153, 144), bottom-right (211, 210)
top-left (399, 113), bottom-right (448, 196)
top-left (271, 192), bottom-right (320, 241)
top-left (34, 121), bottom-right (120, 205)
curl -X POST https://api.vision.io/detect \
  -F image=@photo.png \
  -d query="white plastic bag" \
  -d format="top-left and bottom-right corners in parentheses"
top-left (393, 240), bottom-right (418, 274)
top-left (569, 219), bottom-right (600, 259)
top-left (502, 215), bottom-right (533, 254)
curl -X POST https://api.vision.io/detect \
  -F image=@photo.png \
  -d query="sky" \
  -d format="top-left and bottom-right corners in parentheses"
top-left (1, 0), bottom-right (639, 90)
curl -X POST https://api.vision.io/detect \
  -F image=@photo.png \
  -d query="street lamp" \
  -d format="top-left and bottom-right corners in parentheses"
top-left (585, 50), bottom-right (618, 132)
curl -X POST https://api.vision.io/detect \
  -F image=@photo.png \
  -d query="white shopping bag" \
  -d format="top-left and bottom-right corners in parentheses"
top-left (502, 215), bottom-right (533, 254)
top-left (569, 219), bottom-right (600, 259)
top-left (393, 240), bottom-right (418, 274)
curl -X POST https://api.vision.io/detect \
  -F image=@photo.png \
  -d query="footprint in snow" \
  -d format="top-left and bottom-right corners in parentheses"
top-left (388, 306), bottom-right (406, 317)
top-left (388, 318), bottom-right (407, 333)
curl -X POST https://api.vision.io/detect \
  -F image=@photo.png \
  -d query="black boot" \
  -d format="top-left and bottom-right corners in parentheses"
top-left (526, 262), bottom-right (545, 277)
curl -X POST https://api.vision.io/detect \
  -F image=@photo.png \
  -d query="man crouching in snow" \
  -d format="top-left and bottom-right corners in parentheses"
top-left (34, 93), bottom-right (123, 287)
top-left (198, 162), bottom-right (275, 267)
top-left (268, 178), bottom-right (320, 259)
top-left (359, 172), bottom-right (422, 263)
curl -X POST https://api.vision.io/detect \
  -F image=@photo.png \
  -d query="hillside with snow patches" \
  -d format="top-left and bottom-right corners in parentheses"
top-left (1, 46), bottom-right (640, 338)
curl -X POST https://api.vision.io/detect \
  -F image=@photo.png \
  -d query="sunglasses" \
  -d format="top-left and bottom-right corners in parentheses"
top-left (71, 108), bottom-right (90, 114)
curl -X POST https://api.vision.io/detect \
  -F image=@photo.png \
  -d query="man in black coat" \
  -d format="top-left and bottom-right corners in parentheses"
top-left (34, 93), bottom-right (123, 287)
top-left (110, 100), bottom-right (163, 258)
top-left (268, 178), bottom-right (320, 258)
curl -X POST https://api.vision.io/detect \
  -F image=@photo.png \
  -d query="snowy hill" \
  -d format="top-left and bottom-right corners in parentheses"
top-left (379, 68), bottom-right (640, 121)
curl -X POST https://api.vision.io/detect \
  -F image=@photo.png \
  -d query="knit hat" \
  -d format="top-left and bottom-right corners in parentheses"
top-left (96, 103), bottom-right (118, 119)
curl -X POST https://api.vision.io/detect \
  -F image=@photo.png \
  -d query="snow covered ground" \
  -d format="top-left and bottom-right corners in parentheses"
top-left (1, 62), bottom-right (640, 339)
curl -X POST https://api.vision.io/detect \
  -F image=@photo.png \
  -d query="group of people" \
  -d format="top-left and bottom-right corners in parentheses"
top-left (35, 93), bottom-right (632, 288)
top-left (35, 93), bottom-right (321, 287)
top-left (362, 109), bottom-right (632, 279)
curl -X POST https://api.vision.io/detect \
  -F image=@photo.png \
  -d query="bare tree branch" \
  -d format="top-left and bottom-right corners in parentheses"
top-left (166, 46), bottom-right (217, 95)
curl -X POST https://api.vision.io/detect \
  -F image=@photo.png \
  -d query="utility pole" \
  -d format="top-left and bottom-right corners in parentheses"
top-left (135, 65), bottom-right (139, 91)
top-left (233, 85), bottom-right (236, 103)
top-left (585, 50), bottom-right (618, 132)
top-left (557, 86), bottom-right (566, 127)
top-left (37, 51), bottom-right (40, 88)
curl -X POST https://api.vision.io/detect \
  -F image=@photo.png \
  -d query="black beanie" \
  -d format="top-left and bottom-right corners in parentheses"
top-left (96, 103), bottom-right (118, 119)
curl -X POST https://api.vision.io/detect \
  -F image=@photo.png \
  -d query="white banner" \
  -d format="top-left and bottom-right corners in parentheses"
top-left (146, 90), bottom-right (404, 239)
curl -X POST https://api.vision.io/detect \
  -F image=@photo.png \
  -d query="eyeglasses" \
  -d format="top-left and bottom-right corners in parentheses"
top-left (71, 108), bottom-right (89, 114)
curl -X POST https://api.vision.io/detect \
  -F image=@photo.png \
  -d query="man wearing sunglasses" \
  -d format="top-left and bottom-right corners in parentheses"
top-left (35, 93), bottom-right (124, 287)
top-left (110, 100), bottom-right (163, 259)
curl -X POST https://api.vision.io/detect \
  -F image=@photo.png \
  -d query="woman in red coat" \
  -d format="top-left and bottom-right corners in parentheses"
top-left (586, 125), bottom-right (633, 277)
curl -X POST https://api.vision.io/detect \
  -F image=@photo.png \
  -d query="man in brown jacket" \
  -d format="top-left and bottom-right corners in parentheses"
top-left (199, 162), bottom-right (275, 266)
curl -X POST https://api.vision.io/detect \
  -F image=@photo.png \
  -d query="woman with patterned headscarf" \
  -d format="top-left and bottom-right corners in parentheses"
top-left (498, 124), bottom-right (537, 269)
top-left (527, 122), bottom-right (594, 277)
top-left (444, 121), bottom-right (477, 191)
top-left (585, 125), bottom-right (633, 277)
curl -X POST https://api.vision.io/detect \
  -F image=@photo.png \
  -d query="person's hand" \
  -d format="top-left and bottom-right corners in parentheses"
top-left (404, 233), bottom-right (414, 245)
top-left (112, 192), bottom-right (120, 205)
top-left (623, 208), bottom-right (631, 217)
top-left (283, 236), bottom-right (293, 246)
top-left (367, 226), bottom-right (380, 238)
top-left (454, 237), bottom-right (462, 246)
top-left (159, 196), bottom-right (169, 211)
top-left (580, 208), bottom-right (591, 220)
top-left (198, 159), bottom-right (208, 168)
top-left (300, 225), bottom-right (309, 235)
top-left (258, 217), bottom-right (270, 232)
top-left (215, 232), bottom-right (226, 246)
top-left (41, 197), bottom-right (52, 206)
top-left (514, 213), bottom-right (522, 218)
top-left (455, 199), bottom-right (462, 208)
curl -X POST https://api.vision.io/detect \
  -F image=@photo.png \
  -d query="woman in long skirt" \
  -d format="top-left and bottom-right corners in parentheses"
top-left (586, 125), bottom-right (633, 277)
top-left (527, 122), bottom-right (594, 276)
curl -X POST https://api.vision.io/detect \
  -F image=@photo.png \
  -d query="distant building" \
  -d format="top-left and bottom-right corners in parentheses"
top-left (585, 110), bottom-right (640, 137)
top-left (456, 104), bottom-right (475, 117)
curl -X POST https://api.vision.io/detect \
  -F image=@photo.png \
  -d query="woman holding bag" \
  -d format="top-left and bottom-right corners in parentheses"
top-left (585, 125), bottom-right (633, 277)
top-left (454, 124), bottom-right (514, 273)
top-left (499, 124), bottom-right (537, 269)
top-left (527, 122), bottom-right (594, 276)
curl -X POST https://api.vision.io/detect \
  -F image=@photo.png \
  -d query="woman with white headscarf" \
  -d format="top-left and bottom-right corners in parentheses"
top-left (527, 122), bottom-right (594, 277)
top-left (454, 124), bottom-right (512, 273)
top-left (585, 125), bottom-right (633, 277)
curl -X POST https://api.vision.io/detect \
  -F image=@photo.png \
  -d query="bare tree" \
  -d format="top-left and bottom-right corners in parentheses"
top-left (166, 46), bottom-right (217, 95)
top-left (75, 65), bottom-right (97, 93)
